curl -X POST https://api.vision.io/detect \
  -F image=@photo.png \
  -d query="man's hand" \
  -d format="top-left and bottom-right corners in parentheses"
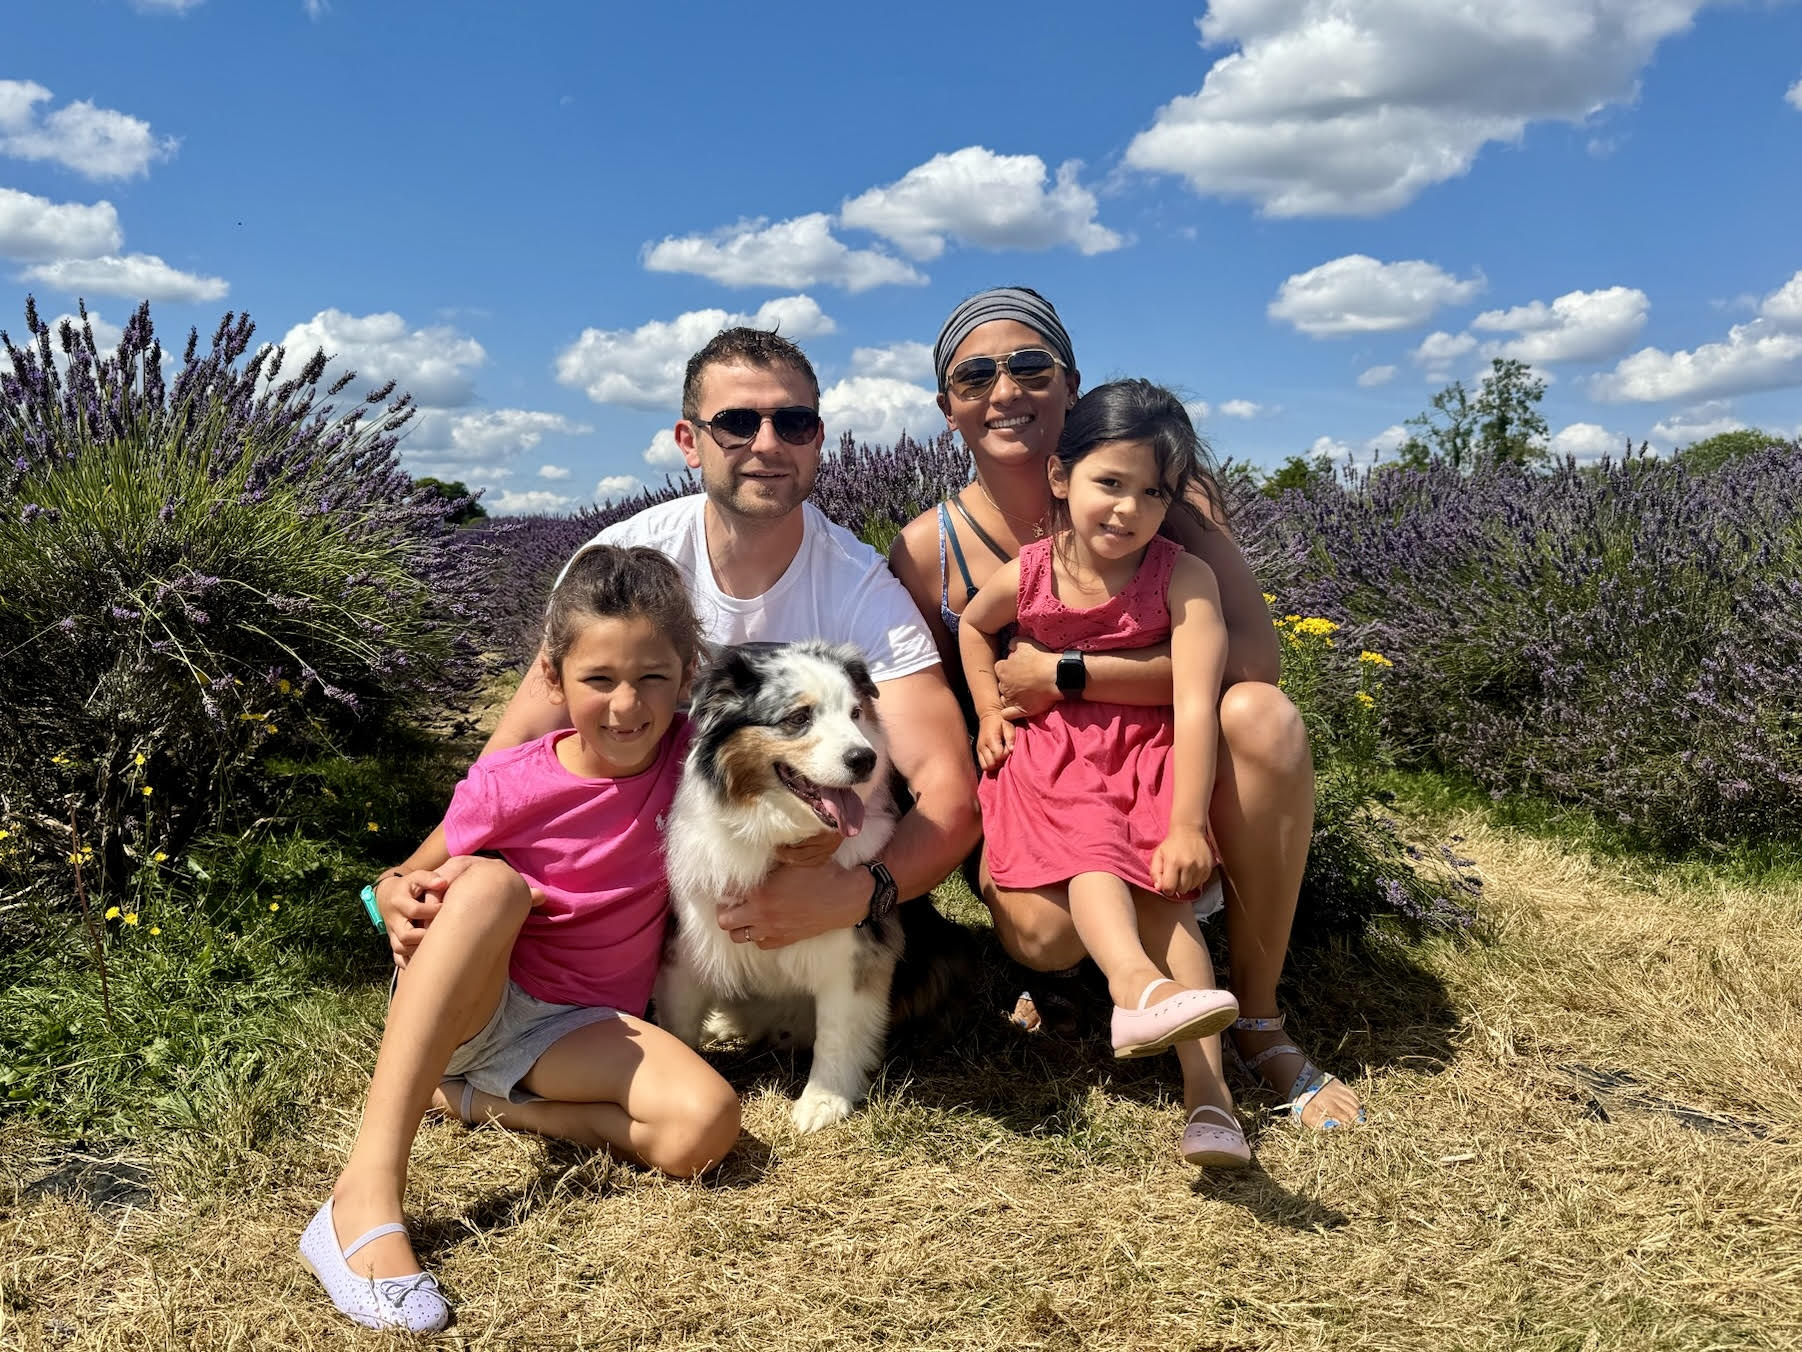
top-left (1150, 824), bottom-right (1214, 899)
top-left (772, 827), bottom-right (846, 868)
top-left (716, 861), bottom-right (870, 949)
top-left (995, 637), bottom-right (1061, 719)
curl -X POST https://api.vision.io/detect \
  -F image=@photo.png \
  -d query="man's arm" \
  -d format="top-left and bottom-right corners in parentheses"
top-left (481, 646), bottom-right (573, 757)
top-left (716, 665), bottom-right (980, 948)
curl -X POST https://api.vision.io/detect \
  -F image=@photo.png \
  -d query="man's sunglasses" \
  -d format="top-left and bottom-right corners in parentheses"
top-left (946, 347), bottom-right (1063, 401)
top-left (691, 406), bottom-right (822, 450)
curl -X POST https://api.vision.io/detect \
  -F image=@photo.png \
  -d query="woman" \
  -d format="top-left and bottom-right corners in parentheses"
top-left (888, 287), bottom-right (1361, 1131)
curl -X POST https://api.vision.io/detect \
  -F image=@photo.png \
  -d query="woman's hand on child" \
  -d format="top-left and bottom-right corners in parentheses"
top-left (994, 638), bottom-right (1062, 719)
top-left (975, 712), bottom-right (1016, 771)
top-left (1150, 825), bottom-right (1214, 898)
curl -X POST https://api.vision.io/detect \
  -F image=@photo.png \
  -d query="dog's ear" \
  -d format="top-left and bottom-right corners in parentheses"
top-left (841, 654), bottom-right (878, 704)
top-left (689, 644), bottom-right (770, 727)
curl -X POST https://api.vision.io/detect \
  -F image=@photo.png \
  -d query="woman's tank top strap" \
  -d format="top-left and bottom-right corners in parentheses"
top-left (936, 499), bottom-right (976, 636)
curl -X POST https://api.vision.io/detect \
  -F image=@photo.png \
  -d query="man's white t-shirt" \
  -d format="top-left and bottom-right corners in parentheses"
top-left (564, 496), bottom-right (939, 684)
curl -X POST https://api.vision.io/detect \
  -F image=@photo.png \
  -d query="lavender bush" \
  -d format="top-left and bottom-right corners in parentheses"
top-left (1240, 447), bottom-right (1802, 852)
top-left (0, 298), bottom-right (492, 920)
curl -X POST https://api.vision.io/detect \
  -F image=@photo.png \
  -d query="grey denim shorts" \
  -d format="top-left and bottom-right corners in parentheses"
top-left (442, 979), bottom-right (620, 1104)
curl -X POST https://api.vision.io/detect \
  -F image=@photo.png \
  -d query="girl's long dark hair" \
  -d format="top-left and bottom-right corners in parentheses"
top-left (1049, 378), bottom-right (1226, 534)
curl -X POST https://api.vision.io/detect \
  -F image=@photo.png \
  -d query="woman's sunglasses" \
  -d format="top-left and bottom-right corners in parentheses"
top-left (691, 406), bottom-right (823, 450)
top-left (946, 347), bottom-right (1063, 401)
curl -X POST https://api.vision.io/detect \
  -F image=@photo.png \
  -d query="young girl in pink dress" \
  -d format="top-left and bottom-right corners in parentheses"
top-left (958, 378), bottom-right (1248, 1168)
top-left (301, 545), bottom-right (741, 1332)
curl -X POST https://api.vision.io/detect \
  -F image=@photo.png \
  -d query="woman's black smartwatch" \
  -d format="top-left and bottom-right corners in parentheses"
top-left (1055, 648), bottom-right (1088, 697)
top-left (857, 861), bottom-right (898, 928)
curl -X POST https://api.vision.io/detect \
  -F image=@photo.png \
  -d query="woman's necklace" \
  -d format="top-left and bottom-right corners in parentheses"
top-left (974, 477), bottom-right (1047, 541)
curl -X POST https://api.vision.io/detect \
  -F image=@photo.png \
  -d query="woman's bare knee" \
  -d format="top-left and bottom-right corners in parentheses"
top-left (990, 894), bottom-right (1087, 971)
top-left (1219, 681), bottom-right (1310, 773)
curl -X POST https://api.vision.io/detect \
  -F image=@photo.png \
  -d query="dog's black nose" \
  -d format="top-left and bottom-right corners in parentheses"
top-left (843, 746), bottom-right (877, 779)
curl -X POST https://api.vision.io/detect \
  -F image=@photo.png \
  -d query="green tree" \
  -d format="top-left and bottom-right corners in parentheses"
top-left (1399, 379), bottom-right (1476, 469)
top-left (1260, 453), bottom-right (1337, 499)
top-left (412, 476), bottom-right (488, 525)
top-left (1472, 358), bottom-right (1548, 467)
top-left (1676, 427), bottom-right (1781, 473)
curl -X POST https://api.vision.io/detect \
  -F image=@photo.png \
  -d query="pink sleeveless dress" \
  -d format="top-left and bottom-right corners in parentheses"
top-left (980, 535), bottom-right (1188, 895)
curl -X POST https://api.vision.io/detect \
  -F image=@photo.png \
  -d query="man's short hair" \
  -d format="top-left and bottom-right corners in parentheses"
top-left (680, 328), bottom-right (821, 421)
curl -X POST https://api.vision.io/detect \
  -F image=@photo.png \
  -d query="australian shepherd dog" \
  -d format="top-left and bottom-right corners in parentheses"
top-left (657, 640), bottom-right (904, 1132)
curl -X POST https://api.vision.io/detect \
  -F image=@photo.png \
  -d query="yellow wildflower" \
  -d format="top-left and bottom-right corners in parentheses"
top-left (105, 905), bottom-right (120, 920)
top-left (1282, 614), bottom-right (1302, 626)
top-left (366, 821), bottom-right (380, 833)
top-left (1359, 650), bottom-right (1393, 667)
top-left (277, 679), bottom-right (292, 695)
top-left (51, 753), bottom-right (72, 766)
top-left (134, 752), bottom-right (147, 767)
top-left (0, 828), bottom-right (9, 841)
top-left (142, 786), bottom-right (153, 797)
top-left (123, 912), bottom-right (139, 926)
top-left (1356, 691), bottom-right (1377, 708)
top-left (153, 851), bottom-right (168, 863)
top-left (1293, 617), bottom-right (1341, 637)
top-left (149, 926), bottom-right (161, 936)
top-left (269, 902), bottom-right (280, 913)
top-left (1262, 592), bottom-right (1276, 605)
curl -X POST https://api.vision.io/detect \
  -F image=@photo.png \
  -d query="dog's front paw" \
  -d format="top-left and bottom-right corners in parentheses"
top-left (790, 1086), bottom-right (855, 1133)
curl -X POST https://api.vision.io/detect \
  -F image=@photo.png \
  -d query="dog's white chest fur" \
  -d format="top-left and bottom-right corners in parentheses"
top-left (656, 641), bottom-right (903, 1132)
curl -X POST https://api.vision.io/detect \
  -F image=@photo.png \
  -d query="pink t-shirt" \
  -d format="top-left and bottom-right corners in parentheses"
top-left (442, 718), bottom-right (691, 1014)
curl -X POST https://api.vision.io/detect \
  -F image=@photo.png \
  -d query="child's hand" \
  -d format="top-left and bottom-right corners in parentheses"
top-left (1151, 825), bottom-right (1214, 898)
top-left (975, 711), bottom-right (1015, 772)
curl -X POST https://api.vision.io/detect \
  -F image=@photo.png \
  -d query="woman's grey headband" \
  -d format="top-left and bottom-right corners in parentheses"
top-left (932, 287), bottom-right (1076, 393)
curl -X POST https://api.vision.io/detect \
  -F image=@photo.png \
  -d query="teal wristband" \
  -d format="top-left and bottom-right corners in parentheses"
top-left (359, 884), bottom-right (386, 933)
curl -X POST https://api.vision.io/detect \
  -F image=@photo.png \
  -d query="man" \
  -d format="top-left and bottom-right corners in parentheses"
top-left (375, 327), bottom-right (978, 954)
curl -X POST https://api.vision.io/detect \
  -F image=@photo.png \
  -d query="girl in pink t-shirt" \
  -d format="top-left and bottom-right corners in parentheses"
top-left (302, 546), bottom-right (738, 1334)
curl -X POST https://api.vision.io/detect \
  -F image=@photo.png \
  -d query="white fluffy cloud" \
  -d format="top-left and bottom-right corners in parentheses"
top-left (642, 213), bottom-right (925, 293)
top-left (555, 296), bottom-right (835, 410)
top-left (1125, 1), bottom-right (1707, 216)
top-left (1787, 78), bottom-right (1802, 111)
top-left (642, 428), bottom-right (685, 468)
top-left (1591, 321), bottom-right (1802, 403)
top-left (1550, 421), bottom-right (1627, 463)
top-left (849, 340), bottom-right (935, 384)
top-left (1411, 330), bottom-right (1479, 369)
top-left (820, 375), bottom-right (943, 448)
top-left (537, 464), bottom-right (571, 480)
top-left (1308, 435), bottom-right (1356, 463)
top-left (491, 489), bottom-right (577, 516)
top-left (1269, 255), bottom-right (1484, 337)
top-left (595, 474), bottom-right (644, 502)
top-left (1471, 286), bottom-right (1648, 363)
top-left (1357, 364), bottom-right (1398, 387)
top-left (129, 0), bottom-right (206, 10)
top-left (0, 186), bottom-right (123, 261)
top-left (1218, 399), bottom-right (1275, 419)
top-left (839, 147), bottom-right (1123, 261)
top-left (0, 80), bottom-right (178, 180)
top-left (445, 409), bottom-right (589, 460)
top-left (1649, 402), bottom-right (1743, 450)
top-left (276, 308), bottom-right (487, 408)
top-left (1759, 269), bottom-right (1802, 325)
top-left (20, 252), bottom-right (227, 303)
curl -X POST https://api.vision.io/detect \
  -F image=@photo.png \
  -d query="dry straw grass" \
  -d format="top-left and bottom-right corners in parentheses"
top-left (4, 813), bottom-right (1799, 1351)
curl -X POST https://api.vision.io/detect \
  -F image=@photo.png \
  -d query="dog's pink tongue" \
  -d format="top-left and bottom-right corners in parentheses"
top-left (820, 787), bottom-right (865, 838)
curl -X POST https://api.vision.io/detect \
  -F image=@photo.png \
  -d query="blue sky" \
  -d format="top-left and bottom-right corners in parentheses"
top-left (7, 1), bottom-right (1801, 513)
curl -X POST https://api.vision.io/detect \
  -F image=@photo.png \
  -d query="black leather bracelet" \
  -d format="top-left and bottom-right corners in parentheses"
top-left (856, 861), bottom-right (898, 928)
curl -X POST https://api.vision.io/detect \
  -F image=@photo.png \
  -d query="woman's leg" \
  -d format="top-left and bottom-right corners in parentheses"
top-left (331, 857), bottom-right (532, 1278)
top-left (1132, 887), bottom-right (1233, 1116)
top-left (1210, 680), bottom-right (1361, 1127)
top-left (465, 1014), bottom-right (741, 1179)
top-left (1066, 871), bottom-right (1168, 1009)
top-left (977, 850), bottom-right (1085, 972)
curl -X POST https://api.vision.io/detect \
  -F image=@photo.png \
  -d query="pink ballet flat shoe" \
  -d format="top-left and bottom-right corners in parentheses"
top-left (299, 1197), bottom-right (453, 1332)
top-left (1110, 978), bottom-right (1240, 1059)
top-left (1181, 1104), bottom-right (1251, 1168)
